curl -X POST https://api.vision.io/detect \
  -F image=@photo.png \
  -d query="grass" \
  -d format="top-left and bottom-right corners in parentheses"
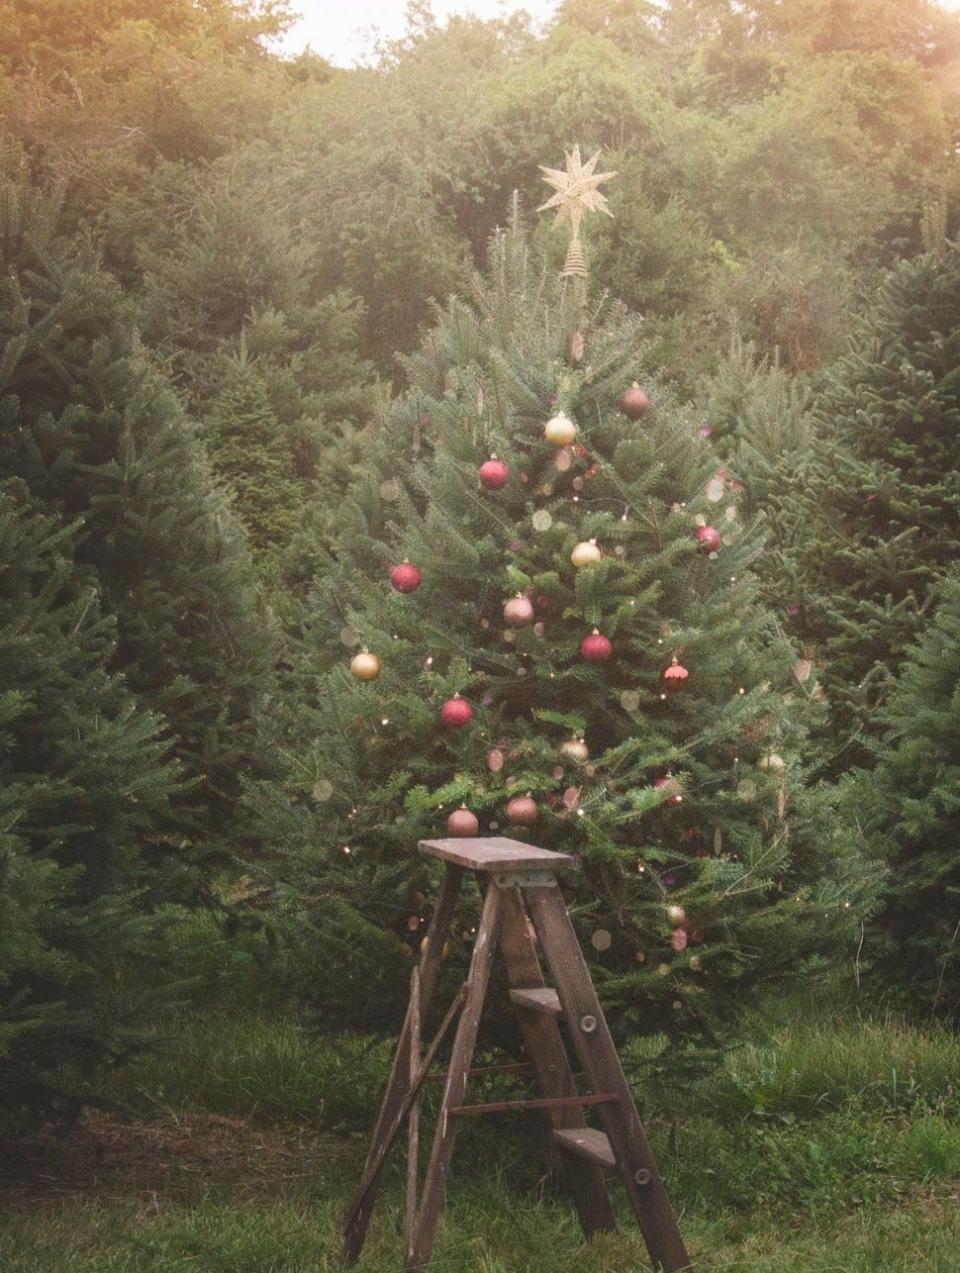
top-left (2, 995), bottom-right (959, 1270)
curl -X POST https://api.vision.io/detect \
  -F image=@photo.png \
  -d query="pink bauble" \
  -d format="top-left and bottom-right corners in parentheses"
top-left (479, 457), bottom-right (509, 490)
top-left (505, 793), bottom-right (538, 826)
top-left (581, 630), bottom-right (612, 662)
top-left (655, 776), bottom-right (683, 806)
top-left (390, 560), bottom-right (421, 593)
top-left (447, 807), bottom-right (479, 837)
top-left (696, 526), bottom-right (721, 553)
top-left (439, 696), bottom-right (473, 728)
top-left (503, 594), bottom-right (534, 626)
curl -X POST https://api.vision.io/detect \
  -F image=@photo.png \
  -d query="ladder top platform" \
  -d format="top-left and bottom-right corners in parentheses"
top-left (418, 836), bottom-right (575, 873)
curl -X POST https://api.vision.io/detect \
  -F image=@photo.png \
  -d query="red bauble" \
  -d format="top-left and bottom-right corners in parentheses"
top-left (479, 457), bottom-right (510, 490)
top-left (655, 776), bottom-right (683, 806)
top-left (696, 526), bottom-right (721, 553)
top-left (503, 594), bottom-right (535, 626)
top-left (390, 560), bottom-right (421, 593)
top-left (619, 382), bottom-right (650, 420)
top-left (505, 793), bottom-right (538, 826)
top-left (661, 658), bottom-right (689, 692)
top-left (439, 696), bottom-right (473, 728)
top-left (581, 629), bottom-right (612, 662)
top-left (447, 806), bottom-right (479, 837)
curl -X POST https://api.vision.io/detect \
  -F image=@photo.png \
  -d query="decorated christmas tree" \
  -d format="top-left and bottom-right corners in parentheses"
top-left (281, 157), bottom-right (875, 1053)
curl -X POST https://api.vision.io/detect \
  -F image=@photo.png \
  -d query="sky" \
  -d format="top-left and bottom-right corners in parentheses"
top-left (278, 1), bottom-right (560, 65)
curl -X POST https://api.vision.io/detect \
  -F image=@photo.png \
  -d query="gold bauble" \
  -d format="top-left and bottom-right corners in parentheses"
top-left (571, 538), bottom-right (602, 568)
top-left (350, 649), bottom-right (382, 681)
top-left (560, 738), bottom-right (589, 764)
top-left (544, 411), bottom-right (577, 447)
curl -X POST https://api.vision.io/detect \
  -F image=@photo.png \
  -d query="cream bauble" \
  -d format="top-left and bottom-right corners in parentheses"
top-left (544, 411), bottom-right (577, 447)
top-left (560, 738), bottom-right (589, 764)
top-left (571, 539), bottom-right (602, 568)
top-left (350, 649), bottom-right (382, 681)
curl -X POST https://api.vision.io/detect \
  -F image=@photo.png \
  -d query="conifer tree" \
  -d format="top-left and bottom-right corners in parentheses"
top-left (765, 246), bottom-right (960, 769)
top-left (273, 184), bottom-right (874, 1053)
top-left (0, 158), bottom-right (275, 878)
top-left (0, 481), bottom-right (181, 1116)
top-left (852, 569), bottom-right (960, 1017)
top-left (204, 353), bottom-right (303, 558)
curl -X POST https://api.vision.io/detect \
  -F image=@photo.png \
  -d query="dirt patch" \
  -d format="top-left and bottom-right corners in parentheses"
top-left (0, 1109), bottom-right (358, 1211)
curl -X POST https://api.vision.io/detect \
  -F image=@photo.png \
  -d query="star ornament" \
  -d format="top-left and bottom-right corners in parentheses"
top-left (538, 146), bottom-right (617, 240)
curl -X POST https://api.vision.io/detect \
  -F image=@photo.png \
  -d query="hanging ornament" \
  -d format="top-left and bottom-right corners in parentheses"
top-left (697, 422), bottom-right (713, 440)
top-left (670, 929), bottom-right (689, 953)
top-left (619, 383), bottom-right (650, 420)
top-left (447, 806), bottom-right (479, 837)
top-left (581, 629), bottom-right (612, 662)
top-left (655, 775), bottom-right (683, 806)
top-left (661, 657), bottom-right (689, 694)
top-left (570, 330), bottom-right (585, 362)
top-left (571, 539), bottom-right (602, 568)
top-left (439, 695), bottom-right (473, 728)
top-left (759, 753), bottom-right (786, 771)
top-left (544, 410), bottom-right (577, 447)
top-left (503, 593), bottom-right (535, 626)
top-left (590, 929), bottom-right (612, 952)
top-left (390, 560), bottom-right (421, 593)
top-left (479, 456), bottom-right (510, 490)
top-left (667, 904), bottom-right (687, 925)
top-left (505, 793), bottom-right (538, 826)
top-left (696, 526), bottom-right (721, 553)
top-left (560, 738), bottom-right (589, 764)
top-left (350, 649), bottom-right (382, 681)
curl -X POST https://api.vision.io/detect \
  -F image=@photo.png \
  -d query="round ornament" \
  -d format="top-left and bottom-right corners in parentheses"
top-left (390, 560), bottom-right (421, 593)
top-left (503, 593), bottom-right (534, 626)
top-left (439, 696), bottom-right (473, 728)
top-left (571, 539), bottom-right (602, 568)
top-left (661, 657), bottom-right (689, 693)
top-left (351, 649), bottom-right (382, 682)
top-left (670, 929), bottom-right (689, 953)
top-left (505, 793), bottom-right (538, 826)
top-left (560, 738), bottom-right (589, 764)
top-left (759, 753), bottom-right (786, 771)
top-left (667, 904), bottom-right (687, 924)
top-left (619, 383), bottom-right (650, 420)
top-left (591, 929), bottom-right (612, 952)
top-left (696, 525), bottom-right (721, 553)
top-left (655, 775), bottom-right (683, 806)
top-left (447, 806), bottom-right (479, 837)
top-left (581, 629), bottom-right (612, 662)
top-left (544, 411), bottom-right (577, 447)
top-left (479, 456), bottom-right (510, 490)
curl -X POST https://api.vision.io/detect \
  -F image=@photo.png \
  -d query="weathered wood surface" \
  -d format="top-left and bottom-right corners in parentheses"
top-left (404, 967), bottom-right (421, 1263)
top-left (508, 986), bottom-right (562, 1016)
top-left (418, 836), bottom-right (575, 873)
top-left (553, 1127), bottom-right (617, 1169)
top-left (525, 882), bottom-right (693, 1272)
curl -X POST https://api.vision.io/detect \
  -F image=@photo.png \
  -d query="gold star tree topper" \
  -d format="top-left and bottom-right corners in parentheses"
top-left (538, 146), bottom-right (616, 278)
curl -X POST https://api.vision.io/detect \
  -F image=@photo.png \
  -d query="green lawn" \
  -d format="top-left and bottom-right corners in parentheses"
top-left (2, 999), bottom-right (959, 1270)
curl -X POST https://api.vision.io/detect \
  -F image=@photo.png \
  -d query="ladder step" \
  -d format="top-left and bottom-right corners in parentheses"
top-left (553, 1128), bottom-right (617, 1170)
top-left (509, 987), bottom-right (562, 1016)
top-left (450, 1093), bottom-right (618, 1117)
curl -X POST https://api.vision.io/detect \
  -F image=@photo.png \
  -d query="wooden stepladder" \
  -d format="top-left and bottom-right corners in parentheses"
top-left (342, 837), bottom-right (692, 1272)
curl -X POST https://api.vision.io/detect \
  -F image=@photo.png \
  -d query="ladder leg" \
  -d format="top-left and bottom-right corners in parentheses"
top-left (407, 881), bottom-right (503, 1272)
top-left (497, 884), bottom-right (616, 1238)
top-left (525, 884), bottom-right (693, 1273)
top-left (404, 967), bottom-right (422, 1263)
top-left (342, 863), bottom-right (463, 1265)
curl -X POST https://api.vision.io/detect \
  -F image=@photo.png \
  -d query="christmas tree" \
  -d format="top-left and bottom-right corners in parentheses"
top-left (764, 245), bottom-right (960, 771)
top-left (0, 159), bottom-right (275, 880)
top-left (0, 481), bottom-right (181, 1117)
top-left (851, 568), bottom-right (960, 1017)
top-left (281, 160), bottom-right (874, 1056)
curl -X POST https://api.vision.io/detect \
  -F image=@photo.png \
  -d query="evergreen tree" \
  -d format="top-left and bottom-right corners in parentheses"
top-left (766, 246), bottom-right (960, 770)
top-left (0, 160), bottom-right (276, 880)
top-left (268, 211), bottom-right (874, 1055)
top-left (204, 353), bottom-right (303, 558)
top-left (0, 480), bottom-right (181, 1116)
top-left (852, 569), bottom-right (960, 1017)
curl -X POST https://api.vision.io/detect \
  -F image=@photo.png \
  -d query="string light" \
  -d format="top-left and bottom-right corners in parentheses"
top-left (381, 718), bottom-right (390, 726)
top-left (342, 845), bottom-right (352, 855)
